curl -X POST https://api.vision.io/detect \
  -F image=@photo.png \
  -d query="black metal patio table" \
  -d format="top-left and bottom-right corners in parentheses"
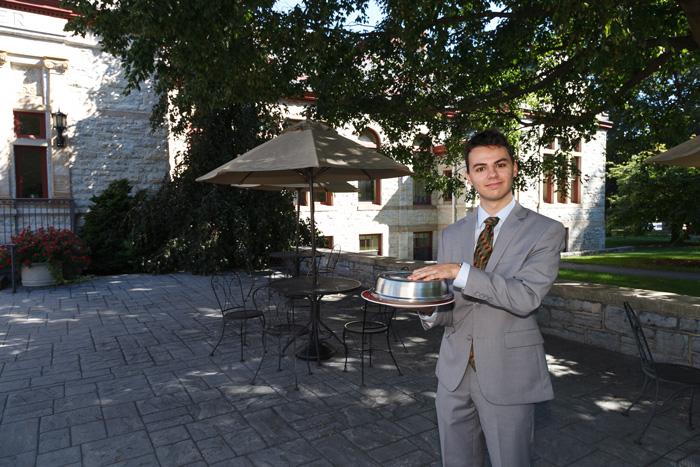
top-left (270, 276), bottom-right (361, 362)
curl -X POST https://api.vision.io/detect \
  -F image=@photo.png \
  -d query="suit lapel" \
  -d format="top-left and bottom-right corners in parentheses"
top-left (485, 202), bottom-right (528, 272)
top-left (462, 209), bottom-right (477, 265)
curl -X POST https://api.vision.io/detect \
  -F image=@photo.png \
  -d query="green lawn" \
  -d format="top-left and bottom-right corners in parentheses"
top-left (605, 234), bottom-right (700, 248)
top-left (561, 247), bottom-right (700, 273)
top-left (557, 235), bottom-right (700, 296)
top-left (557, 270), bottom-right (700, 297)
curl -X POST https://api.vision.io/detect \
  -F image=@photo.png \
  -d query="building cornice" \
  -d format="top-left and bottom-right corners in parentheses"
top-left (0, 0), bottom-right (76, 19)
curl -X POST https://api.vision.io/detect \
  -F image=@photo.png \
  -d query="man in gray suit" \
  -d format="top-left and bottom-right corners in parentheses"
top-left (409, 129), bottom-right (565, 467)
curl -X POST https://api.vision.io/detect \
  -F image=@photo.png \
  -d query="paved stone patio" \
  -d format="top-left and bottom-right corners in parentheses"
top-left (1, 273), bottom-right (699, 466)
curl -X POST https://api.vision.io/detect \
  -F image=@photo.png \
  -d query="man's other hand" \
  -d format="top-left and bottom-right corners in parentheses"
top-left (408, 263), bottom-right (461, 281)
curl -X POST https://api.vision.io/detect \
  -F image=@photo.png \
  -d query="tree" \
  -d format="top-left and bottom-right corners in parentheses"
top-left (293, 0), bottom-right (700, 194)
top-left (608, 153), bottom-right (700, 242)
top-left (63, 0), bottom-right (700, 198)
top-left (607, 58), bottom-right (700, 166)
top-left (127, 106), bottom-right (304, 273)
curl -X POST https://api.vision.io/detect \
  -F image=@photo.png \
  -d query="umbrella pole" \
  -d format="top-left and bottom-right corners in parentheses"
top-left (308, 170), bottom-right (322, 365)
top-left (295, 188), bottom-right (301, 275)
top-left (308, 171), bottom-right (318, 287)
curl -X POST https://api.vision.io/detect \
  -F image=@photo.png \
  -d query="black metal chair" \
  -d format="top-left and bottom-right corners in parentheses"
top-left (253, 285), bottom-right (310, 389)
top-left (342, 301), bottom-right (402, 385)
top-left (209, 272), bottom-right (266, 367)
top-left (623, 301), bottom-right (700, 443)
top-left (318, 246), bottom-right (341, 275)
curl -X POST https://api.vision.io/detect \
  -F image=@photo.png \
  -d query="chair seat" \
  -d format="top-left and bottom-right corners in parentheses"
top-left (223, 308), bottom-right (264, 320)
top-left (655, 363), bottom-right (700, 386)
top-left (344, 320), bottom-right (388, 334)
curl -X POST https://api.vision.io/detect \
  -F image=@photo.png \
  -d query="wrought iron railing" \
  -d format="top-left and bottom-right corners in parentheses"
top-left (0, 198), bottom-right (77, 243)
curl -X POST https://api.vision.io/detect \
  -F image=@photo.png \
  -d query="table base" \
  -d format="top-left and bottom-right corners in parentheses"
top-left (296, 341), bottom-right (335, 361)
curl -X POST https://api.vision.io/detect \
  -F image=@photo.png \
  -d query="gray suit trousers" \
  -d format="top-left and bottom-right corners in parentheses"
top-left (436, 366), bottom-right (534, 467)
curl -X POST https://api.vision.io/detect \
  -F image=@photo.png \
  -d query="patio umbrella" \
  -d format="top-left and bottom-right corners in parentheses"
top-left (646, 137), bottom-right (700, 168)
top-left (197, 120), bottom-right (412, 285)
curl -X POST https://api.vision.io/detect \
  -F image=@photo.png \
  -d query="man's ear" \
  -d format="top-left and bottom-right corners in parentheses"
top-left (512, 160), bottom-right (519, 179)
top-left (465, 171), bottom-right (473, 186)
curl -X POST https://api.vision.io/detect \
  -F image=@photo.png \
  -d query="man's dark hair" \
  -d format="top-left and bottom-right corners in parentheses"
top-left (464, 129), bottom-right (515, 172)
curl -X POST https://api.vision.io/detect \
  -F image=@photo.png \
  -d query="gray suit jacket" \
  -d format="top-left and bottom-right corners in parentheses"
top-left (431, 202), bottom-right (565, 405)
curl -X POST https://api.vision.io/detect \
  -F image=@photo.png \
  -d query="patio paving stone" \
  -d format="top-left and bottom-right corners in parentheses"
top-left (39, 427), bottom-right (71, 453)
top-left (81, 429), bottom-right (153, 466)
top-left (36, 445), bottom-right (81, 466)
top-left (2, 272), bottom-right (700, 466)
top-left (0, 418), bottom-right (38, 457)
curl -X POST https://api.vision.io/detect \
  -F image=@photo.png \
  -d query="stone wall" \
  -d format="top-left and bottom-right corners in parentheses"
top-left (1, 6), bottom-right (171, 216)
top-left (314, 250), bottom-right (700, 367)
top-left (539, 283), bottom-right (700, 367)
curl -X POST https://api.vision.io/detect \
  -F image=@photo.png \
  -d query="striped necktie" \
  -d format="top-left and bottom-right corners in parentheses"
top-left (473, 217), bottom-right (499, 270)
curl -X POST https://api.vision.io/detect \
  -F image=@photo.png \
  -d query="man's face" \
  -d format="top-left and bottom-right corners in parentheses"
top-left (465, 145), bottom-right (518, 207)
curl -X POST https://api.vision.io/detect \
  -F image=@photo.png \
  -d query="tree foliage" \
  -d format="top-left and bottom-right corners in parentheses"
top-left (608, 153), bottom-right (700, 242)
top-left (127, 106), bottom-right (304, 274)
top-left (63, 0), bottom-right (700, 199)
top-left (607, 57), bottom-right (700, 166)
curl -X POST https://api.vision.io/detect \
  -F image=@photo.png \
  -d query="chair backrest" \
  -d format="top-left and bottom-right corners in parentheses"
top-left (623, 301), bottom-right (657, 377)
top-left (211, 271), bottom-right (258, 314)
top-left (252, 285), bottom-right (296, 328)
top-left (327, 246), bottom-right (341, 270)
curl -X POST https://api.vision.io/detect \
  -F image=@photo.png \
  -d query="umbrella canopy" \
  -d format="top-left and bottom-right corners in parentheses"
top-left (646, 137), bottom-right (700, 168)
top-left (197, 120), bottom-right (412, 284)
top-left (196, 120), bottom-right (412, 185)
top-left (231, 181), bottom-right (358, 193)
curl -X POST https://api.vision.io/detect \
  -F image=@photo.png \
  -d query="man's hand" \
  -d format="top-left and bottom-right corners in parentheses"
top-left (408, 263), bottom-right (461, 282)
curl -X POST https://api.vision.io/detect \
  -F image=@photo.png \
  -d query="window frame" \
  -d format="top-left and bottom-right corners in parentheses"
top-left (413, 231), bottom-right (433, 261)
top-left (359, 233), bottom-right (382, 256)
top-left (412, 178), bottom-right (432, 206)
top-left (312, 190), bottom-right (333, 206)
top-left (14, 110), bottom-right (46, 139)
top-left (358, 179), bottom-right (381, 205)
top-left (542, 155), bottom-right (554, 204)
top-left (570, 156), bottom-right (581, 204)
top-left (14, 145), bottom-right (48, 199)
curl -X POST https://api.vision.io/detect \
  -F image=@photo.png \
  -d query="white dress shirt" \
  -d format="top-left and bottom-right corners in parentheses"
top-left (419, 198), bottom-right (516, 326)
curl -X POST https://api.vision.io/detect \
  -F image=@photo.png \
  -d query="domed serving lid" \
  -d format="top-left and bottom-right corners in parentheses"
top-left (366, 271), bottom-right (454, 307)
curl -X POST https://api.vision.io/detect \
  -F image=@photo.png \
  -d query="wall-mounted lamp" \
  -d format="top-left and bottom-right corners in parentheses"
top-left (52, 110), bottom-right (67, 148)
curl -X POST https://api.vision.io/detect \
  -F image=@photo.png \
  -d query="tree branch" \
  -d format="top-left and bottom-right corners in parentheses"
top-left (678, 0), bottom-right (700, 48)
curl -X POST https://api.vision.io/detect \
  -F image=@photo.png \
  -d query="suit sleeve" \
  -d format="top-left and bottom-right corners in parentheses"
top-left (430, 227), bottom-right (454, 327)
top-left (459, 220), bottom-right (565, 317)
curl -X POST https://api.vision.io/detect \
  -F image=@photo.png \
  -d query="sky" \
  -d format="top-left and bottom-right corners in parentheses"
top-left (273, 0), bottom-right (384, 31)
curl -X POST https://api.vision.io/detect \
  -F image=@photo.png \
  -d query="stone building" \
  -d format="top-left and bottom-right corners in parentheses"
top-left (0, 1), bottom-right (608, 258)
top-left (0, 1), bottom-right (171, 243)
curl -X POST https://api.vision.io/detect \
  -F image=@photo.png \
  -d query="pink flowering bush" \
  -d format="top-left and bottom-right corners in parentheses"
top-left (12, 227), bottom-right (90, 282)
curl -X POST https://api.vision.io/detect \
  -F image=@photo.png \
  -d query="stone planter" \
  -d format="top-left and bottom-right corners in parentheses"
top-left (21, 262), bottom-right (56, 287)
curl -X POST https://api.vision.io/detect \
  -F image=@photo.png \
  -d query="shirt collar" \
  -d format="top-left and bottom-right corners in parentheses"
top-left (476, 197), bottom-right (516, 228)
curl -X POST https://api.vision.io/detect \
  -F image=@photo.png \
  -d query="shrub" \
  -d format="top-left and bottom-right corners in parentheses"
top-left (80, 179), bottom-right (143, 274)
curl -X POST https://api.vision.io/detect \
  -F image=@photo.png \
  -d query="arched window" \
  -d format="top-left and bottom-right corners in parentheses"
top-left (358, 128), bottom-right (380, 148)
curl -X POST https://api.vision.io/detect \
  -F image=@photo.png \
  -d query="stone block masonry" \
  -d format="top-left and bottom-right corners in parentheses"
top-left (539, 282), bottom-right (700, 367)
